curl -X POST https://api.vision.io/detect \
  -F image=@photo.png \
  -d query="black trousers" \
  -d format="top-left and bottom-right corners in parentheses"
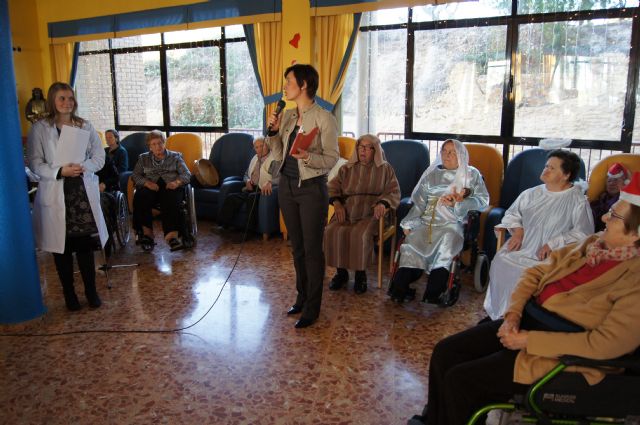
top-left (132, 180), bottom-right (184, 236)
top-left (52, 235), bottom-right (97, 296)
top-left (425, 320), bottom-right (529, 425)
top-left (279, 174), bottom-right (328, 321)
top-left (217, 190), bottom-right (259, 231)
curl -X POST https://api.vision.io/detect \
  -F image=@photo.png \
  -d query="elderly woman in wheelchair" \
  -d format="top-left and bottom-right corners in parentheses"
top-left (131, 130), bottom-right (191, 252)
top-left (408, 172), bottom-right (640, 425)
top-left (389, 139), bottom-right (489, 305)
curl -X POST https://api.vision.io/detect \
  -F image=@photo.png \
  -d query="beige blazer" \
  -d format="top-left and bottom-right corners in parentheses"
top-left (506, 234), bottom-right (640, 385)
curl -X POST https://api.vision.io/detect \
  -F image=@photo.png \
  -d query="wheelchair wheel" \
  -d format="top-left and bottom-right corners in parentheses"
top-left (182, 186), bottom-right (197, 249)
top-left (473, 253), bottom-right (490, 293)
top-left (114, 191), bottom-right (131, 247)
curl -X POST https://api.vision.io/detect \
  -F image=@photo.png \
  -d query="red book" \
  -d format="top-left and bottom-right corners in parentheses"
top-left (289, 127), bottom-right (319, 155)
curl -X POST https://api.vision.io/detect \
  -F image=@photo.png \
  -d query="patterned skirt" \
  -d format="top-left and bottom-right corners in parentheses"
top-left (64, 176), bottom-right (98, 237)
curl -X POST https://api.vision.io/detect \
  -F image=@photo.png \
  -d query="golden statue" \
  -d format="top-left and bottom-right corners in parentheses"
top-left (25, 87), bottom-right (46, 123)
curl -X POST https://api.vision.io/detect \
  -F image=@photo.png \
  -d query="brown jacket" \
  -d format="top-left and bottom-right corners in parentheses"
top-left (506, 234), bottom-right (640, 385)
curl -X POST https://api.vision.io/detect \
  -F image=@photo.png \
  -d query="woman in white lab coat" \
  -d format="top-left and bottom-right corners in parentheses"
top-left (27, 82), bottom-right (108, 311)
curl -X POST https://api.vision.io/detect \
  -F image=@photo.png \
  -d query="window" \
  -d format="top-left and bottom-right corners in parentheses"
top-left (75, 26), bottom-right (263, 143)
top-left (518, 0), bottom-right (638, 14)
top-left (412, 0), bottom-right (510, 21)
top-left (225, 41), bottom-right (262, 130)
top-left (75, 53), bottom-right (114, 132)
top-left (342, 24), bottom-right (407, 137)
top-left (114, 51), bottom-right (163, 126)
top-left (167, 47), bottom-right (222, 127)
top-left (413, 26), bottom-right (507, 136)
top-left (342, 2), bottom-right (637, 155)
top-left (514, 18), bottom-right (632, 141)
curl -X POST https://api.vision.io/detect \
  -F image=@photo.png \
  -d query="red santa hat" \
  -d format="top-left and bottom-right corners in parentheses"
top-left (607, 162), bottom-right (630, 184)
top-left (619, 171), bottom-right (640, 208)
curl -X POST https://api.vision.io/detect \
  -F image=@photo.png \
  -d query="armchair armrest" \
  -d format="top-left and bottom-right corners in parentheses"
top-left (222, 176), bottom-right (243, 184)
top-left (219, 180), bottom-right (245, 198)
top-left (496, 227), bottom-right (506, 251)
top-left (560, 354), bottom-right (640, 372)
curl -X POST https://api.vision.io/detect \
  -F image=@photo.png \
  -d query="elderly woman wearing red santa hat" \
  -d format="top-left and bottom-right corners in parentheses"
top-left (590, 162), bottom-right (631, 232)
top-left (409, 173), bottom-right (640, 425)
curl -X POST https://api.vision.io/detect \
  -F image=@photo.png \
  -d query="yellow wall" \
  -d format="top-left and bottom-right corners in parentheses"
top-left (9, 0), bottom-right (44, 135)
top-left (281, 0), bottom-right (312, 109)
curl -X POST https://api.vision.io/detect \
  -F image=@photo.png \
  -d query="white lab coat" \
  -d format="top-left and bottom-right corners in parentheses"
top-left (27, 119), bottom-right (108, 254)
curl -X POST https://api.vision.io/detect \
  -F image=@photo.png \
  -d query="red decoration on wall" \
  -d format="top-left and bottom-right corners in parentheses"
top-left (291, 59), bottom-right (297, 65)
top-left (289, 33), bottom-right (301, 48)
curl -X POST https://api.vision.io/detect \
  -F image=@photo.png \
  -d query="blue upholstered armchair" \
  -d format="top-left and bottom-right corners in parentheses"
top-left (483, 148), bottom-right (586, 259)
top-left (196, 133), bottom-right (279, 237)
top-left (380, 139), bottom-right (430, 224)
top-left (194, 133), bottom-right (255, 220)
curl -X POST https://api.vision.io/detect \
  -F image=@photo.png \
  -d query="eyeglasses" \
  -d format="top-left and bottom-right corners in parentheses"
top-left (607, 208), bottom-right (626, 221)
top-left (357, 144), bottom-right (375, 151)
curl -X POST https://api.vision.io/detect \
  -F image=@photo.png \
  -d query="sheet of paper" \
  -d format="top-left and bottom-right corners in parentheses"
top-left (54, 125), bottom-right (90, 167)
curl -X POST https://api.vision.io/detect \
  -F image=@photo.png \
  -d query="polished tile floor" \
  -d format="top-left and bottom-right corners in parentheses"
top-left (0, 222), bottom-right (487, 424)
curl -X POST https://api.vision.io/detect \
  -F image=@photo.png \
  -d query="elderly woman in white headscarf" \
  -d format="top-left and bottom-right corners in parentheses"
top-left (389, 139), bottom-right (489, 304)
top-left (324, 134), bottom-right (401, 294)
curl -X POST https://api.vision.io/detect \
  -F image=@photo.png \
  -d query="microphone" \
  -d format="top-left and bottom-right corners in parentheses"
top-left (267, 99), bottom-right (287, 133)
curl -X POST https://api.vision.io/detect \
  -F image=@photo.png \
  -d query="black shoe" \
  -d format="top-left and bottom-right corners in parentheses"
top-left (390, 281), bottom-right (410, 303)
top-left (86, 291), bottom-right (102, 309)
top-left (64, 292), bottom-right (82, 311)
top-left (407, 415), bottom-right (426, 425)
top-left (405, 287), bottom-right (416, 301)
top-left (286, 305), bottom-right (302, 315)
top-left (354, 271), bottom-right (367, 294)
top-left (141, 235), bottom-right (155, 252)
top-left (168, 238), bottom-right (183, 251)
top-left (294, 317), bottom-right (315, 328)
top-left (211, 225), bottom-right (227, 235)
top-left (423, 268), bottom-right (449, 303)
top-left (329, 268), bottom-right (348, 290)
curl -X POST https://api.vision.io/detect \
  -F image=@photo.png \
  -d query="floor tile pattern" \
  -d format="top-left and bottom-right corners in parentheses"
top-left (1, 223), bottom-right (487, 424)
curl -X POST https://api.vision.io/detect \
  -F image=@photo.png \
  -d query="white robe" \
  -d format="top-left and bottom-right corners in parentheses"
top-left (483, 184), bottom-right (594, 319)
top-left (399, 166), bottom-right (489, 272)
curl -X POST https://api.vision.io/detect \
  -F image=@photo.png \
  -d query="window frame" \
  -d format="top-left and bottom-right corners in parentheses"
top-left (77, 29), bottom-right (252, 135)
top-left (350, 2), bottom-right (640, 161)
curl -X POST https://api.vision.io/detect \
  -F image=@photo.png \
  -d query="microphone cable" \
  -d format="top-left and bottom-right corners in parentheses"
top-left (0, 192), bottom-right (261, 338)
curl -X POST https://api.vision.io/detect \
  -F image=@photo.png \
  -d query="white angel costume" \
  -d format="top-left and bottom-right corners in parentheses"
top-left (399, 140), bottom-right (489, 272)
top-left (483, 184), bottom-right (594, 319)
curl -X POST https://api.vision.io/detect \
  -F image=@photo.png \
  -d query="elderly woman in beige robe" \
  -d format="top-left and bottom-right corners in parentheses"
top-left (324, 134), bottom-right (401, 294)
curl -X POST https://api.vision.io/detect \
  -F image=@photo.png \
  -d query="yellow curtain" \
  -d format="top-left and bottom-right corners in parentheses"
top-left (254, 21), bottom-right (283, 118)
top-left (312, 14), bottom-right (358, 109)
top-left (51, 43), bottom-right (74, 83)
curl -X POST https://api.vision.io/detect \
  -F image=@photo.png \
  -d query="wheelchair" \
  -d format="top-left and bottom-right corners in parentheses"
top-left (101, 189), bottom-right (131, 253)
top-left (389, 208), bottom-right (489, 307)
top-left (443, 209), bottom-right (491, 306)
top-left (131, 181), bottom-right (197, 251)
top-left (467, 351), bottom-right (640, 425)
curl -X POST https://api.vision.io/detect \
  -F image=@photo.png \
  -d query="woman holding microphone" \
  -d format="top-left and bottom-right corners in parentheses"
top-left (266, 64), bottom-right (339, 328)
